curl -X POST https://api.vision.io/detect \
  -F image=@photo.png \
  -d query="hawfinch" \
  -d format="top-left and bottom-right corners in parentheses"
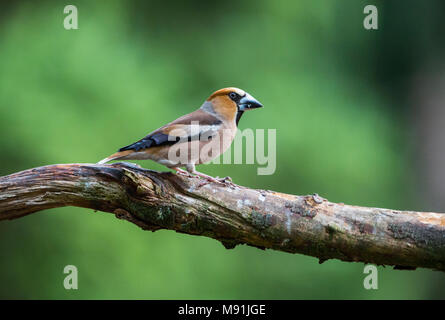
top-left (98, 87), bottom-right (263, 183)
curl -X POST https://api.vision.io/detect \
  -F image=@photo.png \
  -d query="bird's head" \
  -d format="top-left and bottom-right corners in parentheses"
top-left (203, 87), bottom-right (263, 125)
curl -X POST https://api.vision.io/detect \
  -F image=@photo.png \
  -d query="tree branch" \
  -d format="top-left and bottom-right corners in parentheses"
top-left (1, 163), bottom-right (444, 271)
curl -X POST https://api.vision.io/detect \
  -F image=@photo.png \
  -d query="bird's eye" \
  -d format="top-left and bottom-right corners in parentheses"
top-left (229, 92), bottom-right (238, 100)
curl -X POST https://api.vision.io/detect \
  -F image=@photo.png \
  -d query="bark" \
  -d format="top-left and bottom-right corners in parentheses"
top-left (1, 162), bottom-right (444, 271)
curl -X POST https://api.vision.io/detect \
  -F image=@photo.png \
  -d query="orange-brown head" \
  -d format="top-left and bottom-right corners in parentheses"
top-left (203, 87), bottom-right (263, 125)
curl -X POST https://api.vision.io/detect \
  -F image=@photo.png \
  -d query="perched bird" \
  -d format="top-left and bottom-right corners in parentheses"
top-left (98, 87), bottom-right (263, 183)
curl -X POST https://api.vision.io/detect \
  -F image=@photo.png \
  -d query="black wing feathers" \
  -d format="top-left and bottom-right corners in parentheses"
top-left (118, 110), bottom-right (222, 153)
top-left (118, 132), bottom-right (179, 152)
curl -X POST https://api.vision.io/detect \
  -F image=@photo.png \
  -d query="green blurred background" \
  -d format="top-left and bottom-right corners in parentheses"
top-left (1, 0), bottom-right (445, 299)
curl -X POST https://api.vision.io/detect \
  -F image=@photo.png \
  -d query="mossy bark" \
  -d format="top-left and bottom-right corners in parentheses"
top-left (1, 162), bottom-right (445, 272)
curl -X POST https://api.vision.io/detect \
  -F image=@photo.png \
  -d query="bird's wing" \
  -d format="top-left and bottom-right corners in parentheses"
top-left (118, 109), bottom-right (222, 152)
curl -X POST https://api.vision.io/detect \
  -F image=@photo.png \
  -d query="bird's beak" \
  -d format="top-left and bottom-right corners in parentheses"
top-left (238, 93), bottom-right (263, 111)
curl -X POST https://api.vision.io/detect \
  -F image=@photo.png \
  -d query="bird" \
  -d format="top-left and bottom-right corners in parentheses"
top-left (98, 87), bottom-right (263, 183)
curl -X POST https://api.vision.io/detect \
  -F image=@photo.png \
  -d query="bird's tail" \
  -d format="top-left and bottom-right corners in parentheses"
top-left (97, 150), bottom-right (133, 164)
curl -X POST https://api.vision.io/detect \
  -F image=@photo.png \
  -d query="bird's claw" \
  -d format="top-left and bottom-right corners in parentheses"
top-left (198, 175), bottom-right (235, 187)
top-left (218, 176), bottom-right (233, 184)
top-left (196, 176), bottom-right (223, 188)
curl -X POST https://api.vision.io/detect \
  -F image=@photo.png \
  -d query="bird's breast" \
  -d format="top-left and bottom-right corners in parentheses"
top-left (138, 123), bottom-right (237, 167)
top-left (195, 123), bottom-right (236, 164)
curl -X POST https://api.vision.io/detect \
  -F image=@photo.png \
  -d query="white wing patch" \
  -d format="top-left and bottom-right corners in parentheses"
top-left (167, 123), bottom-right (221, 141)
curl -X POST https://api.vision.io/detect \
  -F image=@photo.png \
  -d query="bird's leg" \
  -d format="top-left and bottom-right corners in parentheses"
top-left (172, 167), bottom-right (192, 177)
top-left (186, 164), bottom-right (232, 186)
